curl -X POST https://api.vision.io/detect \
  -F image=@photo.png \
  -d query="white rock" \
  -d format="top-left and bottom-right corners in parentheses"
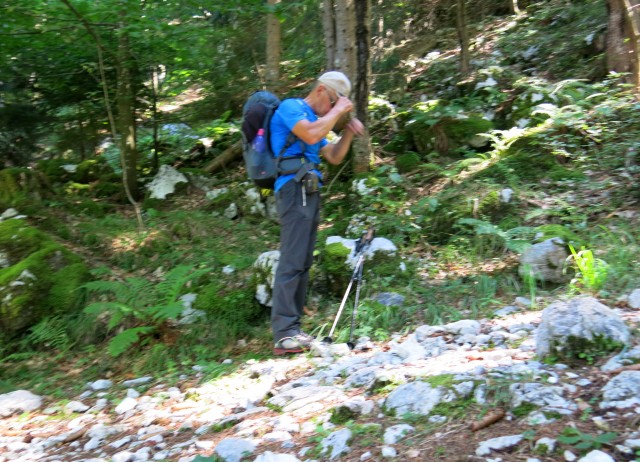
top-left (90, 379), bottom-right (113, 391)
top-left (0, 390), bottom-right (43, 417)
top-left (476, 434), bottom-right (524, 456)
top-left (628, 289), bottom-right (640, 309)
top-left (115, 397), bottom-right (138, 414)
top-left (383, 424), bottom-right (415, 444)
top-left (577, 449), bottom-right (615, 462)
top-left (565, 449), bottom-right (578, 461)
top-left (146, 165), bottom-right (188, 199)
top-left (65, 401), bottom-right (90, 413)
top-left (381, 446), bottom-right (397, 457)
top-left (112, 451), bottom-right (134, 462)
top-left (254, 452), bottom-right (301, 462)
top-left (122, 377), bottom-right (153, 387)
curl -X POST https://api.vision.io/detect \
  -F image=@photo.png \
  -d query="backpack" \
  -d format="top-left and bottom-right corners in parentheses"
top-left (240, 91), bottom-right (301, 189)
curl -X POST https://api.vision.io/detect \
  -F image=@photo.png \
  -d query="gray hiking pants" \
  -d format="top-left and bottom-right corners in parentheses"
top-left (271, 179), bottom-right (320, 342)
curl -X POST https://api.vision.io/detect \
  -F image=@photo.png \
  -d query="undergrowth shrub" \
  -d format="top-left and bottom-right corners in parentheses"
top-left (82, 264), bottom-right (210, 357)
top-left (395, 152), bottom-right (421, 173)
top-left (193, 281), bottom-right (266, 345)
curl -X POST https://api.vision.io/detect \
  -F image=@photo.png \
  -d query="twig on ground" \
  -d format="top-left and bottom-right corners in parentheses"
top-left (605, 363), bottom-right (640, 375)
top-left (469, 408), bottom-right (506, 432)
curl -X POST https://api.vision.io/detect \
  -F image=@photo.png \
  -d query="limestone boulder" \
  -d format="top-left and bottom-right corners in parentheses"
top-left (535, 297), bottom-right (630, 361)
top-left (0, 218), bottom-right (90, 337)
top-left (518, 237), bottom-right (569, 283)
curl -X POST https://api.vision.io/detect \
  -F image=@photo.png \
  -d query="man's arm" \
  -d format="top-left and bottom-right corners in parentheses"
top-left (321, 118), bottom-right (366, 165)
top-left (290, 95), bottom-right (365, 165)
top-left (290, 97), bottom-right (355, 145)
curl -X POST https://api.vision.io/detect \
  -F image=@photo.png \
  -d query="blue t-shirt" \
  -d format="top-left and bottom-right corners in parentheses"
top-left (270, 98), bottom-right (327, 192)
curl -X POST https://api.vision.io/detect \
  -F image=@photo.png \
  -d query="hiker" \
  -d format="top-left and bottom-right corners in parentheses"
top-left (270, 71), bottom-right (365, 355)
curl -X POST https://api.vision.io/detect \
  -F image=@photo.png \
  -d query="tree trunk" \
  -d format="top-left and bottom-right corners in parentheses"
top-left (323, 0), bottom-right (337, 70)
top-left (116, 20), bottom-right (139, 200)
top-left (266, 0), bottom-right (282, 90)
top-left (622, 0), bottom-right (640, 90)
top-left (77, 114), bottom-right (86, 161)
top-left (352, 0), bottom-right (373, 174)
top-left (334, 0), bottom-right (357, 78)
top-left (508, 0), bottom-right (521, 15)
top-left (60, 0), bottom-right (143, 228)
top-left (151, 66), bottom-right (161, 174)
top-left (608, 0), bottom-right (632, 75)
top-left (321, 0), bottom-right (371, 175)
top-left (457, 0), bottom-right (470, 77)
top-left (203, 140), bottom-right (242, 174)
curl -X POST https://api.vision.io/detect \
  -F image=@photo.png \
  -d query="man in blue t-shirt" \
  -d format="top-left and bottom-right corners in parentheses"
top-left (270, 71), bottom-right (365, 355)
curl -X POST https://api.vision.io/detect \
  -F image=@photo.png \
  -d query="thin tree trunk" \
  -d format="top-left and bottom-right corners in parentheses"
top-left (60, 0), bottom-right (143, 229)
top-left (151, 66), bottom-right (160, 174)
top-left (323, 0), bottom-right (336, 69)
top-left (266, 0), bottom-right (281, 90)
top-left (608, 0), bottom-right (631, 75)
top-left (334, 0), bottom-right (357, 78)
top-left (508, 0), bottom-right (521, 15)
top-left (77, 114), bottom-right (86, 161)
top-left (457, 0), bottom-right (470, 77)
top-left (622, 0), bottom-right (640, 90)
top-left (116, 19), bottom-right (139, 201)
top-left (353, 0), bottom-right (372, 174)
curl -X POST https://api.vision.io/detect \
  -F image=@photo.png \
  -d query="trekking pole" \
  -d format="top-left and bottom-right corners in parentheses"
top-left (346, 228), bottom-right (374, 348)
top-left (323, 254), bottom-right (363, 344)
top-left (323, 228), bottom-right (375, 346)
top-left (347, 253), bottom-right (366, 349)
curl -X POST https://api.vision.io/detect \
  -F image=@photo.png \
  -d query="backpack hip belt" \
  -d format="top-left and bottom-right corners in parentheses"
top-left (277, 157), bottom-right (318, 176)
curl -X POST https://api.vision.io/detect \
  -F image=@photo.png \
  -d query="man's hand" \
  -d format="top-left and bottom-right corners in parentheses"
top-left (345, 117), bottom-right (365, 137)
top-left (333, 96), bottom-right (353, 115)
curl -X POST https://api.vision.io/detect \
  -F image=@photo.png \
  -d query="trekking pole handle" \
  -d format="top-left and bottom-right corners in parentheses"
top-left (363, 227), bottom-right (375, 245)
top-left (355, 227), bottom-right (375, 254)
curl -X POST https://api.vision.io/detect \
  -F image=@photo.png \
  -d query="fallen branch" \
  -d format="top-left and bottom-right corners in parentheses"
top-left (469, 408), bottom-right (506, 432)
top-left (605, 363), bottom-right (640, 375)
top-left (203, 140), bottom-right (242, 174)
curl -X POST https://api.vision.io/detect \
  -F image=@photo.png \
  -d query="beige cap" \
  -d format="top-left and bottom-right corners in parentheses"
top-left (318, 71), bottom-right (351, 97)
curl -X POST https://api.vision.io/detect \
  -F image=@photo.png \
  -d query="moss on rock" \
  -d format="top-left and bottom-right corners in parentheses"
top-left (0, 168), bottom-right (49, 209)
top-left (0, 220), bottom-right (89, 338)
top-left (395, 152), bottom-right (421, 173)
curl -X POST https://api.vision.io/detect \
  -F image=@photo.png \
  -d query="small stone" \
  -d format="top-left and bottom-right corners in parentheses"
top-left (122, 377), bottom-right (153, 387)
top-left (381, 446), bottom-right (397, 458)
top-left (565, 450), bottom-right (577, 461)
top-left (65, 401), bottom-right (90, 413)
top-left (115, 397), bottom-right (138, 414)
top-left (90, 380), bottom-right (113, 391)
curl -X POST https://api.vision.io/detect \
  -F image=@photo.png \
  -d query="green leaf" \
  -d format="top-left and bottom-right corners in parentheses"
top-left (557, 434), bottom-right (581, 444)
top-left (149, 302), bottom-right (184, 322)
top-left (594, 432), bottom-right (618, 444)
top-left (107, 309), bottom-right (125, 331)
top-left (192, 456), bottom-right (218, 462)
top-left (108, 327), bottom-right (154, 357)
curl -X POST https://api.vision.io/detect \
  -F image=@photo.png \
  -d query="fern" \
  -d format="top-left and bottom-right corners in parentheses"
top-left (150, 301), bottom-right (184, 322)
top-left (82, 279), bottom-right (139, 305)
top-left (155, 265), bottom-right (209, 303)
top-left (82, 278), bottom-right (155, 307)
top-left (23, 316), bottom-right (72, 351)
top-left (108, 327), bottom-right (155, 357)
top-left (82, 264), bottom-right (210, 357)
top-left (458, 218), bottom-right (534, 253)
top-left (85, 301), bottom-right (137, 329)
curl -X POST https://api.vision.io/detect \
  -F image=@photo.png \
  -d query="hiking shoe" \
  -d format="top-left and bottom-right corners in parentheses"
top-left (295, 331), bottom-right (315, 345)
top-left (273, 332), bottom-right (317, 355)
